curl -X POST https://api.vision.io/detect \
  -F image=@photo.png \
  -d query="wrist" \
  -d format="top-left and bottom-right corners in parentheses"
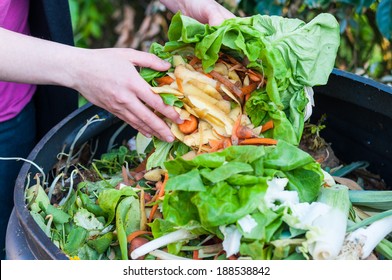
top-left (59, 47), bottom-right (89, 91)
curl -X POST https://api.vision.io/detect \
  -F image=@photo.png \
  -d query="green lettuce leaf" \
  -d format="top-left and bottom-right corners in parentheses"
top-left (165, 168), bottom-right (206, 192)
top-left (116, 196), bottom-right (140, 260)
top-left (98, 186), bottom-right (138, 225)
top-left (146, 139), bottom-right (174, 170)
top-left (159, 93), bottom-right (183, 107)
top-left (191, 181), bottom-right (267, 229)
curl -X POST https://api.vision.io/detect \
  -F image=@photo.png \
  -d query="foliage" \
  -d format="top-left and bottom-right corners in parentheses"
top-left (69, 0), bottom-right (116, 48)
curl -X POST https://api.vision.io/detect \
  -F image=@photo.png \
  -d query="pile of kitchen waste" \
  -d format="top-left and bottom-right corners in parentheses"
top-left (25, 12), bottom-right (392, 260)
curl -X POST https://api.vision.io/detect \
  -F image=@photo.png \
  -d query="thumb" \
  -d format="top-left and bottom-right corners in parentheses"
top-left (207, 10), bottom-right (235, 26)
top-left (131, 51), bottom-right (171, 71)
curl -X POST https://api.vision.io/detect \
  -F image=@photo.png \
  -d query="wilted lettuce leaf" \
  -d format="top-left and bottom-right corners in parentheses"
top-left (98, 186), bottom-right (138, 225)
top-left (146, 139), bottom-right (174, 170)
top-left (116, 196), bottom-right (140, 260)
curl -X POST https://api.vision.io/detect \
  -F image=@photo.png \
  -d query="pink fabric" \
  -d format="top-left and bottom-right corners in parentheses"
top-left (0, 0), bottom-right (36, 122)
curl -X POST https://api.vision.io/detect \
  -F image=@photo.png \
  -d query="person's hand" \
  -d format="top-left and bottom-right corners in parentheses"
top-left (160, 0), bottom-right (235, 26)
top-left (70, 48), bottom-right (182, 142)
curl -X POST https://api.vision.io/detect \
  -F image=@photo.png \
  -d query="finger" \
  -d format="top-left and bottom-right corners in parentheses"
top-left (127, 117), bottom-right (155, 139)
top-left (97, 91), bottom-right (166, 140)
top-left (207, 6), bottom-right (235, 26)
top-left (131, 101), bottom-right (176, 142)
top-left (119, 110), bottom-right (166, 141)
top-left (119, 98), bottom-right (175, 142)
top-left (130, 51), bottom-right (171, 72)
top-left (138, 88), bottom-right (182, 124)
top-left (109, 108), bottom-right (155, 139)
top-left (129, 74), bottom-right (182, 124)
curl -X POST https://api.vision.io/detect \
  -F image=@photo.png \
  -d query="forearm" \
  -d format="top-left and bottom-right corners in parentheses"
top-left (0, 27), bottom-right (79, 88)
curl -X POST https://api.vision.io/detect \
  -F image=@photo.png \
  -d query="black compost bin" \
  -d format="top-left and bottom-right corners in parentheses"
top-left (5, 69), bottom-right (392, 260)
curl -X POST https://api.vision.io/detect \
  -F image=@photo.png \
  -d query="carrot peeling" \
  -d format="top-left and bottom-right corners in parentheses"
top-left (239, 138), bottom-right (278, 145)
top-left (178, 115), bottom-right (198, 135)
top-left (261, 120), bottom-right (274, 132)
top-left (148, 173), bottom-right (169, 223)
top-left (155, 75), bottom-right (175, 85)
top-left (236, 125), bottom-right (256, 139)
top-left (247, 69), bottom-right (263, 82)
top-left (127, 230), bottom-right (152, 243)
top-left (208, 139), bottom-right (224, 152)
top-left (176, 78), bottom-right (184, 93)
top-left (241, 83), bottom-right (258, 96)
top-left (223, 138), bottom-right (232, 148)
top-left (245, 92), bottom-right (251, 102)
top-left (193, 250), bottom-right (201, 260)
top-left (210, 70), bottom-right (243, 98)
top-left (188, 56), bottom-right (200, 66)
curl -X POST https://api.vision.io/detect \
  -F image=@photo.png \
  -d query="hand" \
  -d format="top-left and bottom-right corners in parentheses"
top-left (160, 0), bottom-right (235, 26)
top-left (70, 48), bottom-right (182, 142)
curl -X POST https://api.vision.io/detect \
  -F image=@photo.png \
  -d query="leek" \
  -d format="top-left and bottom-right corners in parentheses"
top-left (149, 250), bottom-right (189, 260)
top-left (375, 239), bottom-right (392, 260)
top-left (130, 229), bottom-right (197, 260)
top-left (339, 214), bottom-right (392, 259)
top-left (307, 185), bottom-right (350, 260)
top-left (349, 190), bottom-right (392, 211)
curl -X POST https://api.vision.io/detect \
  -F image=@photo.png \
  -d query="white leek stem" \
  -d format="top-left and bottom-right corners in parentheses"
top-left (308, 185), bottom-right (350, 260)
top-left (130, 229), bottom-right (197, 260)
top-left (149, 250), bottom-right (189, 260)
top-left (350, 215), bottom-right (392, 259)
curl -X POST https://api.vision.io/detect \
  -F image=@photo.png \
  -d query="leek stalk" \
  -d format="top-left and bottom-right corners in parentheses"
top-left (341, 215), bottom-right (392, 259)
top-left (130, 229), bottom-right (197, 259)
top-left (307, 185), bottom-right (350, 260)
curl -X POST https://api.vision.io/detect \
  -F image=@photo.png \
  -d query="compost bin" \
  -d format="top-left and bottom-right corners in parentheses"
top-left (5, 69), bottom-right (392, 260)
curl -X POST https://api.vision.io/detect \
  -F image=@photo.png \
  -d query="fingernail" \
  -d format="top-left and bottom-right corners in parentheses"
top-left (166, 136), bottom-right (175, 142)
top-left (162, 60), bottom-right (171, 68)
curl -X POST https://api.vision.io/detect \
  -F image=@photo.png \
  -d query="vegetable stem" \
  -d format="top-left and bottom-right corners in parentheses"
top-left (149, 249), bottom-right (189, 260)
top-left (344, 215), bottom-right (392, 259)
top-left (308, 185), bottom-right (350, 260)
top-left (130, 229), bottom-right (197, 260)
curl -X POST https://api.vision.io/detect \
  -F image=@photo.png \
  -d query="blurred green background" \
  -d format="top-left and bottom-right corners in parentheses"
top-left (68, 0), bottom-right (392, 84)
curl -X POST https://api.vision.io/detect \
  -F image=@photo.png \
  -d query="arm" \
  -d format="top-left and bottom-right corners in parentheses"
top-left (160, 0), bottom-right (235, 25)
top-left (0, 27), bottom-right (181, 142)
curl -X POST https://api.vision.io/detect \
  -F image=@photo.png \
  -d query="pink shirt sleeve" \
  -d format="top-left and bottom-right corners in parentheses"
top-left (0, 0), bottom-right (36, 122)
